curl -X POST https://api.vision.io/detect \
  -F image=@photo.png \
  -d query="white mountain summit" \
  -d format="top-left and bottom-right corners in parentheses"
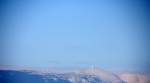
top-left (78, 66), bottom-right (123, 83)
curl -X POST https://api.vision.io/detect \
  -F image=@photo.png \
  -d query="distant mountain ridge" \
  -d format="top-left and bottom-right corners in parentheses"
top-left (0, 66), bottom-right (149, 83)
top-left (0, 66), bottom-right (126, 83)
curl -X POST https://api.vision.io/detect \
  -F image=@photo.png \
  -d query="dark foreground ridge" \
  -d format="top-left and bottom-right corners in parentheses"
top-left (0, 70), bottom-right (126, 83)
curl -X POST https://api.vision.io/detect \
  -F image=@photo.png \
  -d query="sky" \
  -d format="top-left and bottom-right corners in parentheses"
top-left (0, 0), bottom-right (150, 72)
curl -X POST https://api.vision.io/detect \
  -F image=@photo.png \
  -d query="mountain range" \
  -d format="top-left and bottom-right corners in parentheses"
top-left (0, 66), bottom-right (149, 83)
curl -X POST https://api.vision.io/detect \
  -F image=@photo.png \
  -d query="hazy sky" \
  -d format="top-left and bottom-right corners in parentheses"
top-left (0, 0), bottom-right (150, 72)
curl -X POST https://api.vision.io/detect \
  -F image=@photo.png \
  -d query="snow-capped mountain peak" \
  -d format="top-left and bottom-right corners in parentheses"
top-left (78, 66), bottom-right (122, 83)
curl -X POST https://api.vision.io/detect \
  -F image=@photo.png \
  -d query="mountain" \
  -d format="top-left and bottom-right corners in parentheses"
top-left (0, 67), bottom-right (126, 83)
top-left (119, 73), bottom-right (150, 83)
top-left (0, 70), bottom-right (71, 83)
top-left (0, 70), bottom-right (106, 83)
top-left (78, 66), bottom-right (123, 83)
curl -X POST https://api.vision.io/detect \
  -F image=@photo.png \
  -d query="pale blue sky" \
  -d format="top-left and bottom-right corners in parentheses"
top-left (1, 0), bottom-right (150, 72)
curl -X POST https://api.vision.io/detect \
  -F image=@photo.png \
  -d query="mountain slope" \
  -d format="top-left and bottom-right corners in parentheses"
top-left (78, 67), bottom-right (125, 83)
top-left (0, 68), bottom-right (126, 83)
top-left (119, 73), bottom-right (150, 83)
